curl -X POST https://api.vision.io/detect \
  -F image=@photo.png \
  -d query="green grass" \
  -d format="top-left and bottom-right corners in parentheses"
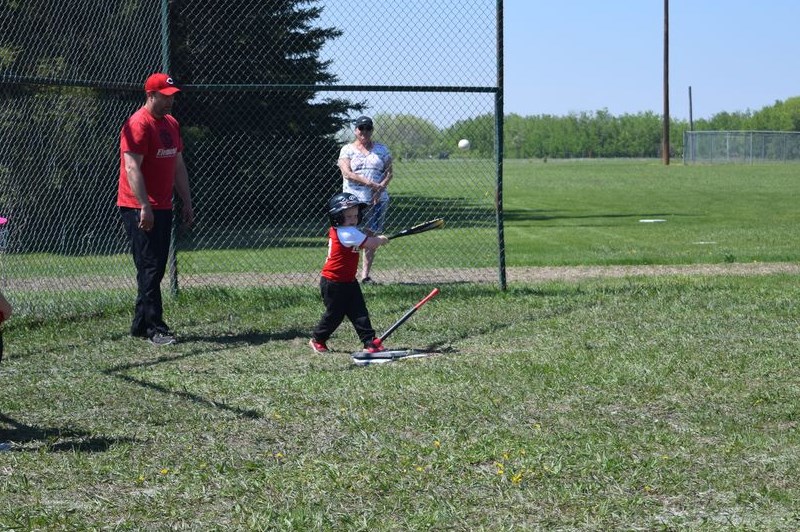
top-left (2, 276), bottom-right (800, 529)
top-left (8, 159), bottom-right (799, 279)
top-left (502, 159), bottom-right (800, 266)
top-left (2, 159), bottom-right (800, 529)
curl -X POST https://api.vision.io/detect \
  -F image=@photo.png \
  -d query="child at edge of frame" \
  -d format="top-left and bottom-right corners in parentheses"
top-left (309, 192), bottom-right (390, 355)
top-left (0, 215), bottom-right (10, 362)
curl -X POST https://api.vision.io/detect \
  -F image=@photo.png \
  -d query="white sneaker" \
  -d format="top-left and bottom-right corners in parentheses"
top-left (149, 332), bottom-right (177, 346)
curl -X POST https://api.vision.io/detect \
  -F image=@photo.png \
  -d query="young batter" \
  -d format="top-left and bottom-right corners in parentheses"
top-left (310, 193), bottom-right (389, 354)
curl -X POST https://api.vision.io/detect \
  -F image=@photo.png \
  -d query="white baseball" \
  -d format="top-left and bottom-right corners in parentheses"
top-left (458, 139), bottom-right (471, 150)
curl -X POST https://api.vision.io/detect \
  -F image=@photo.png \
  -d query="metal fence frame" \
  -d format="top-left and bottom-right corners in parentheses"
top-left (0, 0), bottom-right (506, 320)
top-left (683, 130), bottom-right (800, 164)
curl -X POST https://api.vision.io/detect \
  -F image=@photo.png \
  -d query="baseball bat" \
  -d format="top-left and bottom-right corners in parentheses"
top-left (374, 288), bottom-right (440, 347)
top-left (387, 218), bottom-right (444, 240)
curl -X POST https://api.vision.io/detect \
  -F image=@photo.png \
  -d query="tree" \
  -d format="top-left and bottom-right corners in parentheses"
top-left (371, 114), bottom-right (441, 159)
top-left (750, 97), bottom-right (800, 131)
top-left (169, 0), bottom-right (360, 227)
top-left (0, 1), bottom-right (147, 253)
top-left (1, 0), bottom-right (361, 253)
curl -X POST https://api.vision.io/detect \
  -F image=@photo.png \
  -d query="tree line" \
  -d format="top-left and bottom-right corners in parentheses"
top-left (503, 95), bottom-right (800, 159)
top-left (373, 97), bottom-right (800, 160)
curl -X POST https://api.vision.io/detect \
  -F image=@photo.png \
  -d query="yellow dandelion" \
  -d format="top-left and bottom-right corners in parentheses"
top-left (160, 468), bottom-right (169, 475)
top-left (502, 452), bottom-right (510, 461)
top-left (518, 449), bottom-right (526, 456)
top-left (433, 440), bottom-right (441, 448)
top-left (415, 465), bottom-right (424, 472)
top-left (511, 472), bottom-right (523, 485)
top-left (274, 452), bottom-right (284, 459)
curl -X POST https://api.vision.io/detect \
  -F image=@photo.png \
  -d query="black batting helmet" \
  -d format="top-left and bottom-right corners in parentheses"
top-left (327, 192), bottom-right (367, 227)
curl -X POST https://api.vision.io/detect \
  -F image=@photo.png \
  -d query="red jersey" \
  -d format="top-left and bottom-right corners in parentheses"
top-left (117, 107), bottom-right (183, 210)
top-left (321, 226), bottom-right (367, 282)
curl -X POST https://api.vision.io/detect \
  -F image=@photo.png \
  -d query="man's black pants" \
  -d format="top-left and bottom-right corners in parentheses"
top-left (120, 207), bottom-right (172, 338)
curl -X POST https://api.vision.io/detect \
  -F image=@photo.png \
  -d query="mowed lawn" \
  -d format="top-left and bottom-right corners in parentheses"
top-left (1, 159), bottom-right (799, 529)
top-left (501, 158), bottom-right (800, 266)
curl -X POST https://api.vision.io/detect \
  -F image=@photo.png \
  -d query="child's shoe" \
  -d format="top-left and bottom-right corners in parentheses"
top-left (309, 338), bottom-right (329, 353)
top-left (363, 338), bottom-right (386, 353)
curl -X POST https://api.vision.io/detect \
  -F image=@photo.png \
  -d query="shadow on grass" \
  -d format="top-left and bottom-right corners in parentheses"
top-left (0, 412), bottom-right (137, 453)
top-left (177, 195), bottom-right (496, 251)
top-left (503, 208), bottom-right (699, 225)
top-left (102, 342), bottom-right (270, 420)
top-left (106, 372), bottom-right (262, 420)
top-left (101, 328), bottom-right (310, 420)
top-left (179, 328), bottom-right (308, 346)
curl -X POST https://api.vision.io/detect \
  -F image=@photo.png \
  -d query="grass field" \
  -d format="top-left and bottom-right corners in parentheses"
top-left (1, 160), bottom-right (799, 529)
top-left (501, 159), bottom-right (800, 266)
top-left (6, 159), bottom-right (799, 281)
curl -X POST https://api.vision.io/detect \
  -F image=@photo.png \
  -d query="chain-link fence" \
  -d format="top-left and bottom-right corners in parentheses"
top-left (0, 0), bottom-right (503, 319)
top-left (683, 131), bottom-right (800, 164)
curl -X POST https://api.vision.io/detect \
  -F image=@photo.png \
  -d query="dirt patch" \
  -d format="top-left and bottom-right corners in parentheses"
top-left (7, 262), bottom-right (799, 292)
top-left (505, 262), bottom-right (800, 283)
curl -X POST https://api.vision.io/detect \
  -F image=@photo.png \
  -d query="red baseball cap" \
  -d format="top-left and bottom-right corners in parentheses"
top-left (144, 73), bottom-right (180, 95)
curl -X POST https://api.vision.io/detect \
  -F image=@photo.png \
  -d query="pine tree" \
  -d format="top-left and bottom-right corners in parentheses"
top-left (169, 0), bottom-right (361, 224)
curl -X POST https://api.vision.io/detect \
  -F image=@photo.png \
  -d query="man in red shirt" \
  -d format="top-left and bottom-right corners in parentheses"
top-left (118, 73), bottom-right (194, 345)
top-left (310, 193), bottom-right (389, 354)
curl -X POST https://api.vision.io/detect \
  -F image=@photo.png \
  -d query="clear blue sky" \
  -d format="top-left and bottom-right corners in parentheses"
top-left (505, 0), bottom-right (800, 120)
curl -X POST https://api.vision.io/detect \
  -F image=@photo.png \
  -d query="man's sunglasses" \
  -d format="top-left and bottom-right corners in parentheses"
top-left (357, 125), bottom-right (373, 131)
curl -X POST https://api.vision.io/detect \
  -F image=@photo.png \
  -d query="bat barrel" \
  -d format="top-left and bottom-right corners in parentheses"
top-left (415, 288), bottom-right (439, 308)
top-left (378, 288), bottom-right (440, 344)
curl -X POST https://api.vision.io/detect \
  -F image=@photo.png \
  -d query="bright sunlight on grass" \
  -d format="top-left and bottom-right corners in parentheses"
top-left (1, 160), bottom-right (799, 529)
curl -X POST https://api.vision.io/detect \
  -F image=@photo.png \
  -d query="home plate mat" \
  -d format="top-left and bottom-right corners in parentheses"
top-left (351, 349), bottom-right (440, 365)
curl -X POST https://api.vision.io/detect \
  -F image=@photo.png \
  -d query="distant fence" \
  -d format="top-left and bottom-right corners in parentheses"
top-left (683, 131), bottom-right (800, 164)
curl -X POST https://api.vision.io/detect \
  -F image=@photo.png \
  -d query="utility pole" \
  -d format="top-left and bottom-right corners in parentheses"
top-left (662, 0), bottom-right (670, 165)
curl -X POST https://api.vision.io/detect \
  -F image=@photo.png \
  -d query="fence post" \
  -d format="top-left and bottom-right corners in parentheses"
top-left (495, 0), bottom-right (506, 290)
top-left (160, 0), bottom-right (179, 297)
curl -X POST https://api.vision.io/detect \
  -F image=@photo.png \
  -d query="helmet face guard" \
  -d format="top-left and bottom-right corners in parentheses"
top-left (327, 192), bottom-right (367, 226)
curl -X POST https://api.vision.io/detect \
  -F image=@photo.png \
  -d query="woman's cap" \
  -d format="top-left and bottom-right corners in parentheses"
top-left (354, 116), bottom-right (373, 128)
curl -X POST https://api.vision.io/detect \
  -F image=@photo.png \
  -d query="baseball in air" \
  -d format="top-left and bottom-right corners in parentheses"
top-left (458, 139), bottom-right (471, 150)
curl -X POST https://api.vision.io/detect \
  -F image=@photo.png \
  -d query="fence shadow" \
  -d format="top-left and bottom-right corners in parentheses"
top-left (177, 194), bottom-right (496, 251)
top-left (502, 208), bottom-right (697, 224)
top-left (100, 331), bottom-right (310, 421)
top-left (0, 412), bottom-right (137, 453)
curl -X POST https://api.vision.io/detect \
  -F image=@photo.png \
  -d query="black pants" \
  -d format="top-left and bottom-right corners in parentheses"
top-left (312, 277), bottom-right (376, 346)
top-left (120, 207), bottom-right (172, 338)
